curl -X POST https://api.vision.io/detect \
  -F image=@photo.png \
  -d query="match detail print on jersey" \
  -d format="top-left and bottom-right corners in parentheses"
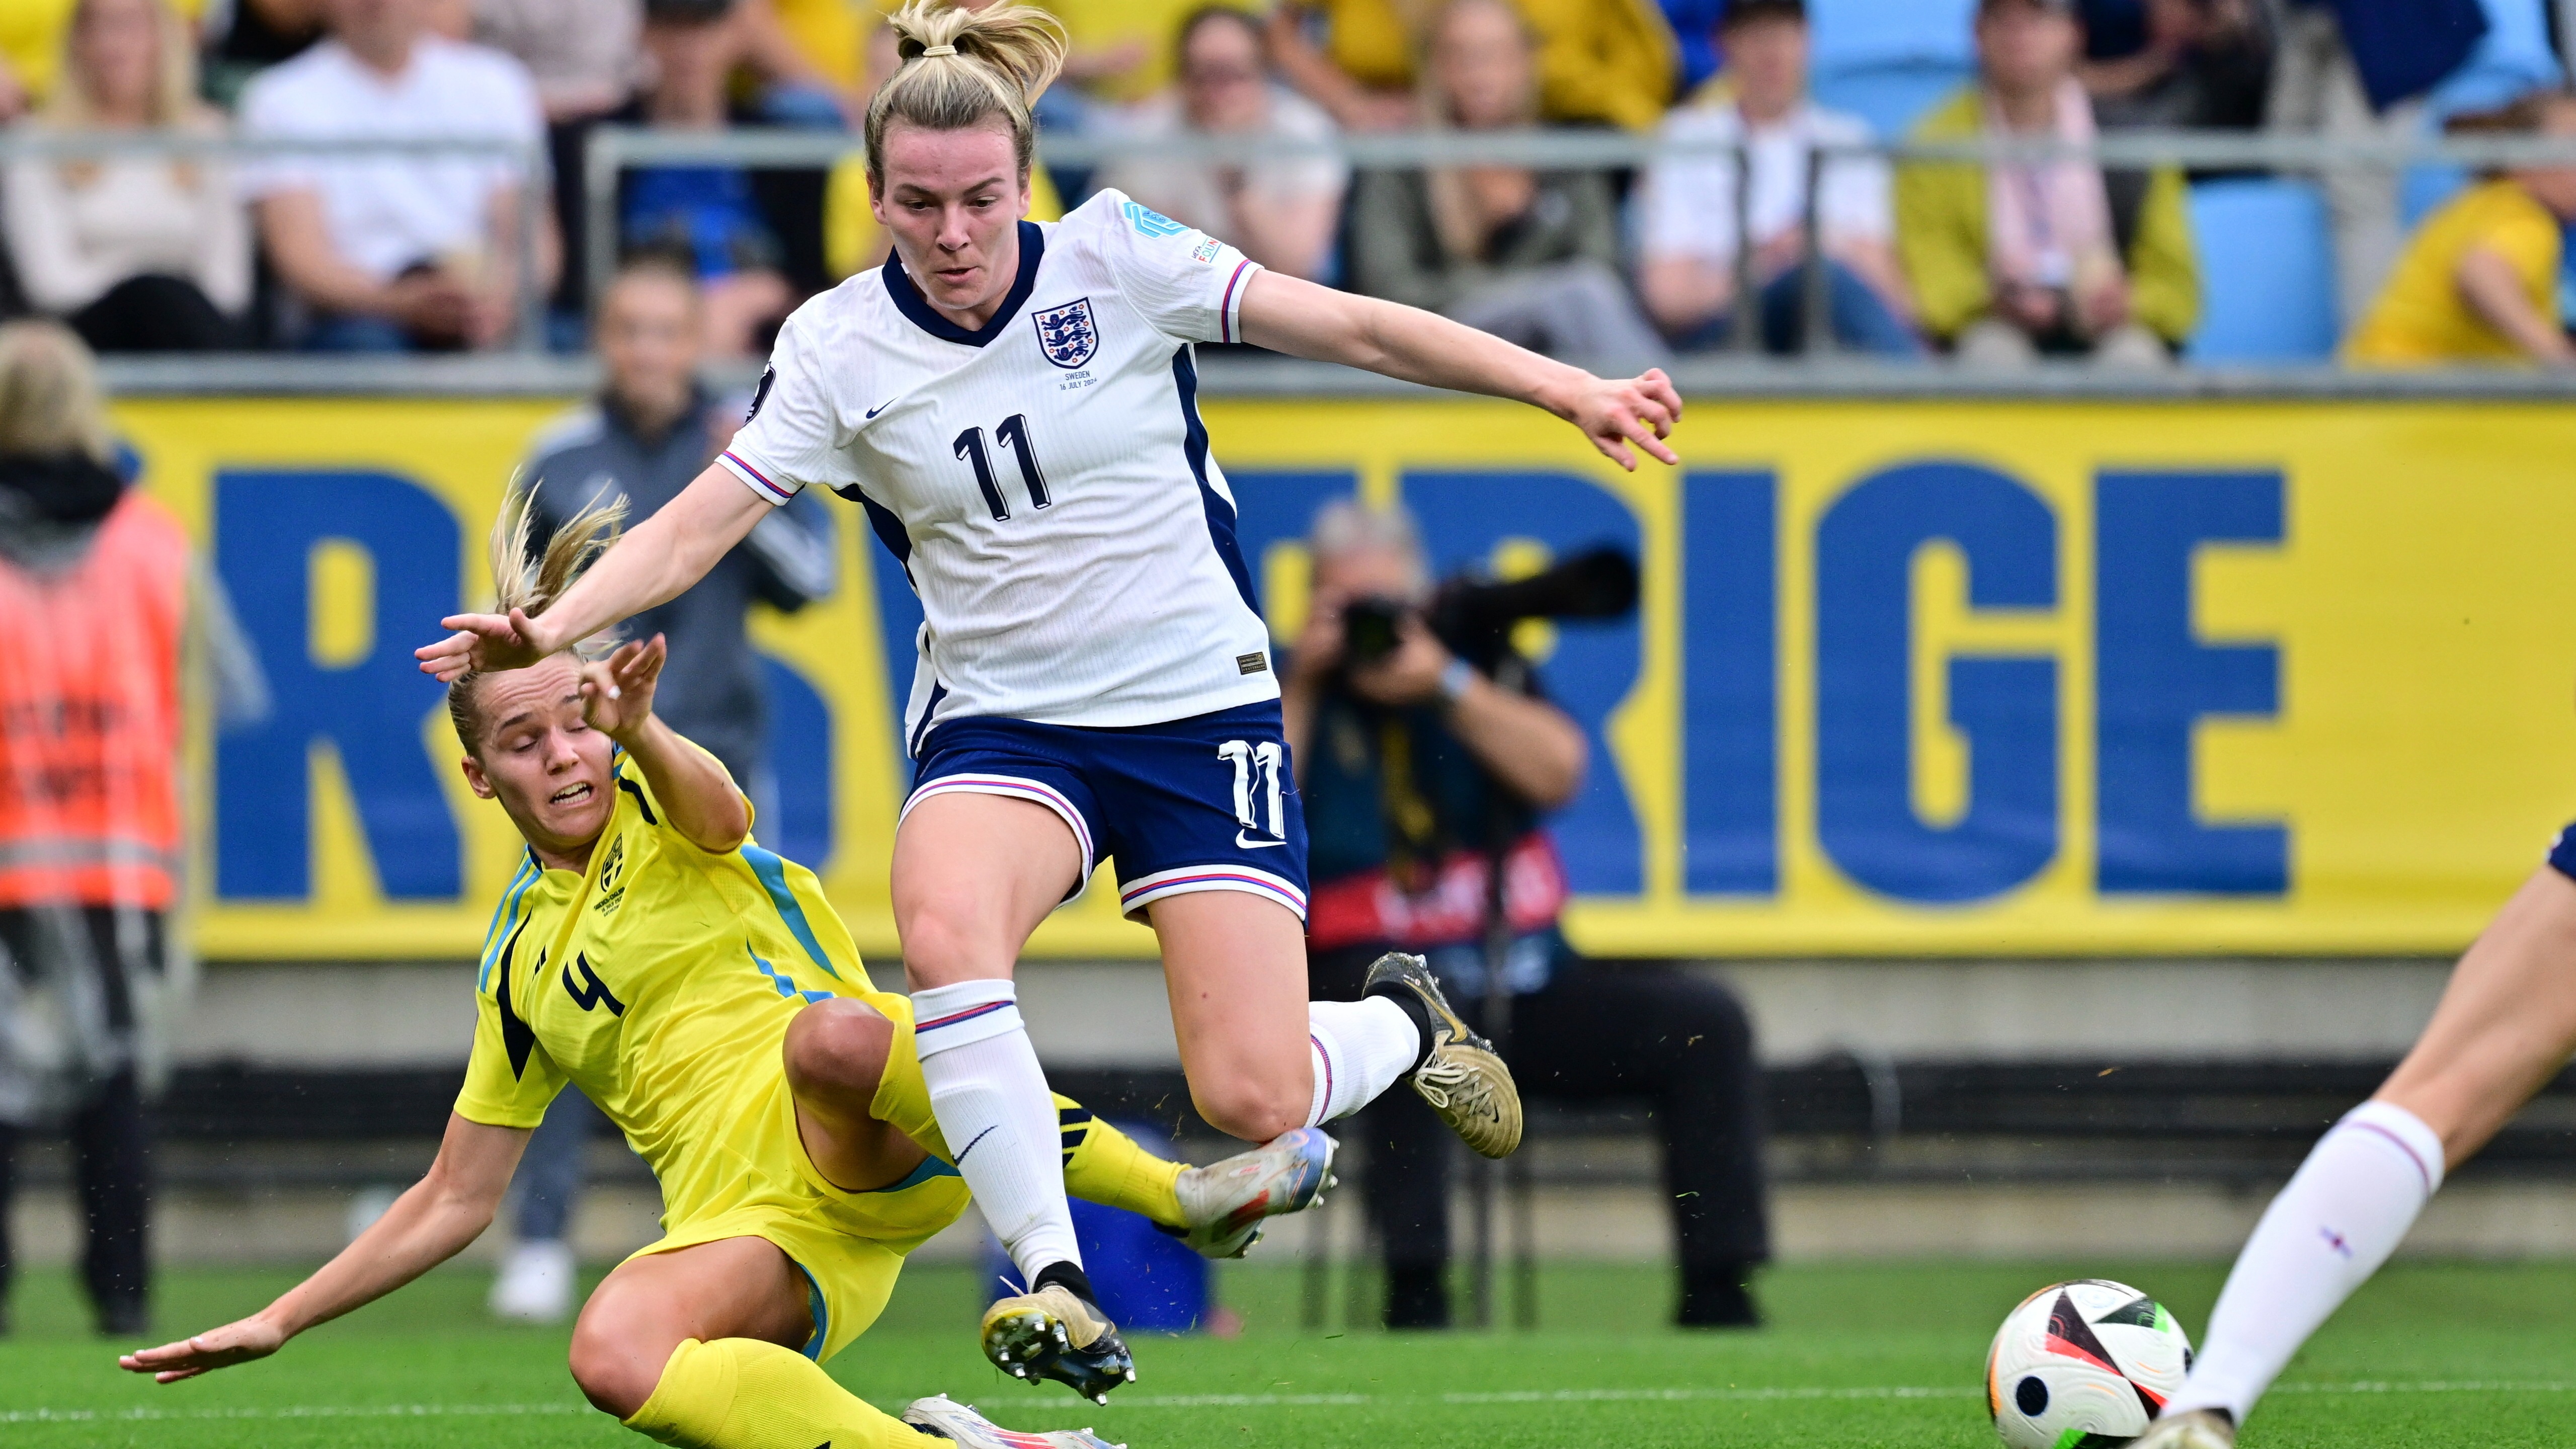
top-left (715, 192), bottom-right (1277, 734)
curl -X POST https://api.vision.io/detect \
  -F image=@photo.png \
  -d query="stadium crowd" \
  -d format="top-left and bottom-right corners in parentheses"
top-left (1, 0), bottom-right (2573, 366)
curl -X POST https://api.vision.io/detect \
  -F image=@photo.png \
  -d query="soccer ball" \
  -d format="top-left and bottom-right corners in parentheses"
top-left (1985, 1278), bottom-right (2193, 1449)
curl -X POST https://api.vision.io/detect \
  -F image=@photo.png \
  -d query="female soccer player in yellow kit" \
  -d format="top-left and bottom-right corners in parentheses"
top-left (118, 497), bottom-right (1333, 1449)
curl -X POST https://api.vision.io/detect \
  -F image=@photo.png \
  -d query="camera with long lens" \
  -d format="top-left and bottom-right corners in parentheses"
top-left (1336, 545), bottom-right (1639, 673)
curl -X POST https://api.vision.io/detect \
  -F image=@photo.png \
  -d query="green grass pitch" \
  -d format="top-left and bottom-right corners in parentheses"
top-left (5, 1259), bottom-right (2572, 1447)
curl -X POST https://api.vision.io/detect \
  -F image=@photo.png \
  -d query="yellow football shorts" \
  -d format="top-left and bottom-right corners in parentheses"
top-left (625, 1066), bottom-right (971, 1363)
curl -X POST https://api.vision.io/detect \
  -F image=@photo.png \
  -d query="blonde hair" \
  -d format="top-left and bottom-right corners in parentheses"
top-left (864, 1), bottom-right (1067, 187)
top-left (445, 482), bottom-right (628, 753)
top-left (0, 320), bottom-right (114, 464)
top-left (46, 0), bottom-right (210, 132)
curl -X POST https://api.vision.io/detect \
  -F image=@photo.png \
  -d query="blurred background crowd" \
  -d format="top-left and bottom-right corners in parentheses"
top-left (1, 0), bottom-right (2574, 368)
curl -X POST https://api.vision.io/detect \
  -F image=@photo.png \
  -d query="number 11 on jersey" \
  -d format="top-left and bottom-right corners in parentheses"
top-left (1221, 740), bottom-right (1286, 847)
top-left (954, 414), bottom-right (1051, 521)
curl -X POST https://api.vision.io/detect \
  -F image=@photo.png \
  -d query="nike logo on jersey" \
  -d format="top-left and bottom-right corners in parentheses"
top-left (1236, 832), bottom-right (1286, 850)
top-left (865, 398), bottom-right (897, 419)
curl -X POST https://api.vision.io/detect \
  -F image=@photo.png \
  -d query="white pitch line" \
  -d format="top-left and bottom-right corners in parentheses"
top-left (8, 1379), bottom-right (2570, 1427)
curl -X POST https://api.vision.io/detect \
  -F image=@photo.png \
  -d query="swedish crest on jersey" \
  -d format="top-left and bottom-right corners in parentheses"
top-left (1031, 297), bottom-right (1099, 370)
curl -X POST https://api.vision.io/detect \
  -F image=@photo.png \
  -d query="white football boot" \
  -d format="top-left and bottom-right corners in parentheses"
top-left (1173, 1127), bottom-right (1337, 1258)
top-left (904, 1393), bottom-right (1125, 1448)
top-left (488, 1239), bottom-right (575, 1324)
top-left (2131, 1409), bottom-right (2237, 1449)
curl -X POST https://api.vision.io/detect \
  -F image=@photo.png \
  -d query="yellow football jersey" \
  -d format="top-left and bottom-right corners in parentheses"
top-left (454, 753), bottom-right (969, 1258)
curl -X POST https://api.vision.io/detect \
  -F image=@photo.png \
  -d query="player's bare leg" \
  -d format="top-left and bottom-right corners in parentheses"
top-left (783, 998), bottom-right (935, 1190)
top-left (574, 1238), bottom-right (1116, 1449)
top-left (1152, 894), bottom-right (1522, 1157)
top-left (893, 792), bottom-right (1130, 1399)
top-left (2144, 865), bottom-right (2576, 1446)
top-left (2374, 866), bottom-right (2576, 1160)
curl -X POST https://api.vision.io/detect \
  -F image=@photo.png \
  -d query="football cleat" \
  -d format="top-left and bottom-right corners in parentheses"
top-left (903, 1393), bottom-right (1125, 1449)
top-left (979, 1283), bottom-right (1136, 1404)
top-left (2130, 1409), bottom-right (2237, 1449)
top-left (1364, 951), bottom-right (1523, 1158)
top-left (1173, 1126), bottom-right (1337, 1259)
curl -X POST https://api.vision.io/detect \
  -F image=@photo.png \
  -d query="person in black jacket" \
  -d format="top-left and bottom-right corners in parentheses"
top-left (1283, 500), bottom-right (1770, 1330)
top-left (488, 253), bottom-right (838, 1323)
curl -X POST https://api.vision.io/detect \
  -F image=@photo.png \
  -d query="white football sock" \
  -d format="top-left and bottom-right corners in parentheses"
top-left (2170, 1100), bottom-right (2446, 1425)
top-left (910, 980), bottom-right (1082, 1283)
top-left (1304, 997), bottom-right (1422, 1125)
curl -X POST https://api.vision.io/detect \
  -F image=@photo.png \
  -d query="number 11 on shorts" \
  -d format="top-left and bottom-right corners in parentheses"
top-left (1220, 740), bottom-right (1286, 848)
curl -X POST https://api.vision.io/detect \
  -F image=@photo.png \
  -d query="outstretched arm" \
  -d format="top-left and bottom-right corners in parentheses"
top-left (120, 1115), bottom-right (528, 1382)
top-left (1236, 270), bottom-right (1682, 471)
top-left (417, 464), bottom-right (770, 681)
top-left (581, 635), bottom-right (753, 853)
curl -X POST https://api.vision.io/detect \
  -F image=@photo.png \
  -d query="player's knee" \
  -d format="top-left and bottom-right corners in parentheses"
top-left (1191, 1070), bottom-right (1307, 1143)
top-left (898, 890), bottom-right (1010, 983)
top-left (566, 1312), bottom-right (665, 1420)
top-left (783, 998), bottom-right (896, 1106)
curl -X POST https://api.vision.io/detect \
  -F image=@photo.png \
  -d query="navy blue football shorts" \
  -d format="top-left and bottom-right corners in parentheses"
top-left (2548, 822), bottom-right (2576, 882)
top-left (905, 700), bottom-right (1309, 923)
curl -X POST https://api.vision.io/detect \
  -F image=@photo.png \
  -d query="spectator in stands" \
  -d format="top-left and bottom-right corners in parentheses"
top-left (1267, 0), bottom-right (1676, 132)
top-left (1896, 0), bottom-right (2198, 365)
top-left (2269, 1), bottom-right (2482, 327)
top-left (1032, 0), bottom-right (1206, 125)
top-left (2078, 0), bottom-right (2271, 133)
top-left (4, 0), bottom-right (250, 353)
top-left (487, 255), bottom-right (838, 1322)
top-left (2344, 91), bottom-right (2576, 367)
top-left (1637, 0), bottom-right (1918, 356)
top-left (1096, 7), bottom-right (1349, 283)
top-left (622, 0), bottom-right (798, 356)
top-left (238, 0), bottom-right (553, 352)
top-left (1344, 0), bottom-right (1669, 366)
top-left (471, 0), bottom-right (645, 321)
top-left (1287, 500), bottom-right (1771, 1331)
top-left (0, 323), bottom-right (258, 1338)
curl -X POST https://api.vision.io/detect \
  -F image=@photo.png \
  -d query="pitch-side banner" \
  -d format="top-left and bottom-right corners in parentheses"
top-left (114, 395), bottom-right (2576, 960)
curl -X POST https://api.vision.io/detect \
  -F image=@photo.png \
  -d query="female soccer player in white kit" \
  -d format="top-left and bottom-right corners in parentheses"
top-left (2135, 826), bottom-right (2576, 1448)
top-left (420, 0), bottom-right (1681, 1399)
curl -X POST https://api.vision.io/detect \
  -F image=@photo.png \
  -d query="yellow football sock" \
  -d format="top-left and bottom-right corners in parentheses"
top-left (623, 1337), bottom-right (932, 1449)
top-left (1057, 1095), bottom-right (1186, 1229)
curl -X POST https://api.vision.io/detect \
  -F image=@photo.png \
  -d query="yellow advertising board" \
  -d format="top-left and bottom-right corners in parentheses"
top-left (112, 394), bottom-right (2576, 960)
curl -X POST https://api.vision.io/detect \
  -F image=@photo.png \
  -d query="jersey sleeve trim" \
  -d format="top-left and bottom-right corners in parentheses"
top-left (1218, 258), bottom-right (1260, 344)
top-left (718, 449), bottom-right (797, 506)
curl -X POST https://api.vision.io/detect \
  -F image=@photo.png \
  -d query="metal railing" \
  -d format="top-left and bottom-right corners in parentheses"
top-left (0, 131), bottom-right (552, 352)
top-left (9, 124), bottom-right (2576, 371)
top-left (582, 123), bottom-right (2576, 358)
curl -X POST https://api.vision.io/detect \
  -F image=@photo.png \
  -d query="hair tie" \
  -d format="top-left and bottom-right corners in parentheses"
top-left (921, 43), bottom-right (957, 56)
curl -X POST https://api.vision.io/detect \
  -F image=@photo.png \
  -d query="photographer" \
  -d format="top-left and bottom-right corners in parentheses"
top-left (1284, 501), bottom-right (1770, 1330)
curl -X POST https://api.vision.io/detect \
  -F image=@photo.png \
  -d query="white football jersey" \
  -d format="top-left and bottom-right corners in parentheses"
top-left (719, 190), bottom-right (1276, 746)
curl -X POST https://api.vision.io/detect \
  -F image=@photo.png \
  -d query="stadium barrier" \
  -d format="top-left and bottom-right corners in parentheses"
top-left (98, 359), bottom-right (2576, 962)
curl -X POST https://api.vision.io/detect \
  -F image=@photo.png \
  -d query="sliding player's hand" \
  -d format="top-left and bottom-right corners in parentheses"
top-left (1567, 368), bottom-right (1682, 471)
top-left (119, 1315), bottom-right (285, 1383)
top-left (415, 607), bottom-right (556, 682)
top-left (580, 634), bottom-right (668, 744)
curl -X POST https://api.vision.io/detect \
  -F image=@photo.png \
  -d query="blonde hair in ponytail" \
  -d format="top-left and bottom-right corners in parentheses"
top-left (864, 1), bottom-right (1068, 186)
top-left (446, 481), bottom-right (627, 753)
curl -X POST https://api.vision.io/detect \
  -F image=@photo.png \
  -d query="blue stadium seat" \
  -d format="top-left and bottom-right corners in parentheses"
top-left (2184, 177), bottom-right (2341, 362)
top-left (1806, 0), bottom-right (1977, 136)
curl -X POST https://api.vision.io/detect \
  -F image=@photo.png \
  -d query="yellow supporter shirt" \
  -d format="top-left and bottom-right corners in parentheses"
top-left (1312, 0), bottom-right (1675, 130)
top-left (2346, 179), bottom-right (2565, 366)
top-left (454, 753), bottom-right (966, 1252)
top-left (771, 0), bottom-right (868, 91)
top-left (0, 0), bottom-right (75, 105)
top-left (1041, 0), bottom-right (1229, 107)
